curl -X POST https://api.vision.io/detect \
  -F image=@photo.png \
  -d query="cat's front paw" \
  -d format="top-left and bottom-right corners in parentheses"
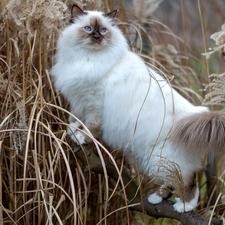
top-left (67, 122), bottom-right (86, 145)
top-left (148, 193), bottom-right (163, 204)
top-left (73, 130), bottom-right (86, 145)
top-left (173, 197), bottom-right (196, 213)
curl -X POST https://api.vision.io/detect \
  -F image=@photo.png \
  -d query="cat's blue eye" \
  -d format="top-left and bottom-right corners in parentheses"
top-left (100, 28), bottom-right (106, 33)
top-left (85, 26), bottom-right (91, 32)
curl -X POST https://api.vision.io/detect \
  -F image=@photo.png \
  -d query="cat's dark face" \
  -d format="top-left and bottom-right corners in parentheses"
top-left (78, 16), bottom-right (109, 45)
top-left (70, 5), bottom-right (117, 48)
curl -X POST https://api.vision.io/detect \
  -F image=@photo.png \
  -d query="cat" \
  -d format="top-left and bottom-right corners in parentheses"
top-left (51, 4), bottom-right (225, 213)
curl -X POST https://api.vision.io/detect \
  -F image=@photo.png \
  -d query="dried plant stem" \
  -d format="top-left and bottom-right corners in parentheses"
top-left (22, 22), bottom-right (26, 101)
top-left (9, 86), bottom-right (14, 225)
top-left (51, 29), bottom-right (55, 69)
top-left (39, 120), bottom-right (78, 225)
top-left (204, 0), bottom-right (208, 33)
top-left (38, 30), bottom-right (43, 225)
top-left (6, 19), bottom-right (10, 67)
top-left (0, 202), bottom-right (16, 224)
top-left (136, 160), bottom-right (146, 223)
top-left (14, 155), bottom-right (17, 222)
top-left (104, 186), bottom-right (107, 225)
top-left (197, 0), bottom-right (210, 83)
top-left (43, 27), bottom-right (47, 77)
top-left (208, 193), bottom-right (222, 225)
top-left (75, 168), bottom-right (82, 225)
top-left (119, 0), bottom-right (125, 34)
top-left (180, 0), bottom-right (190, 88)
top-left (104, 0), bottom-right (110, 12)
top-left (98, 174), bottom-right (103, 225)
top-left (77, 164), bottom-right (88, 225)
top-left (110, 0), bottom-right (115, 10)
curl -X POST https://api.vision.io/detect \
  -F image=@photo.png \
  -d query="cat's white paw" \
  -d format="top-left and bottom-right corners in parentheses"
top-left (173, 186), bottom-right (199, 213)
top-left (173, 197), bottom-right (197, 213)
top-left (73, 130), bottom-right (86, 145)
top-left (67, 122), bottom-right (79, 136)
top-left (67, 122), bottom-right (86, 145)
top-left (148, 193), bottom-right (163, 204)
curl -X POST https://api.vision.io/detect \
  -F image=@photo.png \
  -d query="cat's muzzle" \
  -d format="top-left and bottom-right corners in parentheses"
top-left (91, 32), bottom-right (102, 43)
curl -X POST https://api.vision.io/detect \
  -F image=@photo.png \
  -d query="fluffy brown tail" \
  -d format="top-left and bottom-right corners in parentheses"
top-left (171, 111), bottom-right (225, 156)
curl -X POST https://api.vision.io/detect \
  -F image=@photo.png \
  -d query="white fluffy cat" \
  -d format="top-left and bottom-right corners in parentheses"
top-left (51, 5), bottom-right (225, 213)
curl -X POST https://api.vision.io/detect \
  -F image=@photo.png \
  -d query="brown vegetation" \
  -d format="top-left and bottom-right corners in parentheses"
top-left (0, 0), bottom-right (225, 224)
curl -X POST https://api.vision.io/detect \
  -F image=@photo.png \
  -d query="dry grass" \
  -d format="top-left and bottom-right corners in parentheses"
top-left (0, 0), bottom-right (225, 224)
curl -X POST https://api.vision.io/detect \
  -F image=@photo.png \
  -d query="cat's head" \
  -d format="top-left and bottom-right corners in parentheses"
top-left (68, 5), bottom-right (119, 49)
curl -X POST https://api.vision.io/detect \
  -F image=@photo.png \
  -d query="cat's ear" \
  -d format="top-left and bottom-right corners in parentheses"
top-left (103, 9), bottom-right (118, 19)
top-left (70, 5), bottom-right (87, 23)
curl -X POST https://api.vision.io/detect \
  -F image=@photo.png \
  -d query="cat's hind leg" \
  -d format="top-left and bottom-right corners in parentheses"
top-left (148, 174), bottom-right (199, 213)
top-left (67, 121), bottom-right (101, 146)
top-left (148, 186), bottom-right (173, 204)
top-left (173, 174), bottom-right (199, 213)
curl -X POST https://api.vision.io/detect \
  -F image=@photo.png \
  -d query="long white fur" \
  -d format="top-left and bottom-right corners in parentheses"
top-left (51, 9), bottom-right (208, 213)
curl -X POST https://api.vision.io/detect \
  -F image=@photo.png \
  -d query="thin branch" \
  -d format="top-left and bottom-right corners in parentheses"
top-left (75, 144), bottom-right (222, 225)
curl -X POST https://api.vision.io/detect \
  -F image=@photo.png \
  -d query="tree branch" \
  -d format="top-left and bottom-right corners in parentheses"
top-left (75, 144), bottom-right (222, 225)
